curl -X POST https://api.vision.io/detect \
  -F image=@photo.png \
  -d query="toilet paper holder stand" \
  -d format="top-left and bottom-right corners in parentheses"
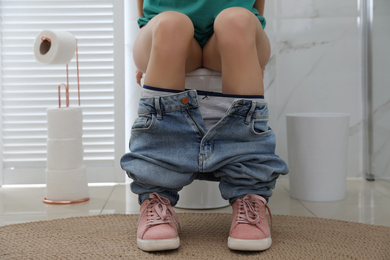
top-left (40, 35), bottom-right (80, 108)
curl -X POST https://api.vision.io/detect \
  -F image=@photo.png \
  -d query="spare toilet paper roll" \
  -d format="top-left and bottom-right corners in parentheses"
top-left (47, 138), bottom-right (84, 170)
top-left (34, 30), bottom-right (76, 64)
top-left (45, 166), bottom-right (89, 202)
top-left (47, 107), bottom-right (83, 139)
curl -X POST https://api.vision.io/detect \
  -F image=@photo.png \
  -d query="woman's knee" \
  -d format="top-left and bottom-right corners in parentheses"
top-left (151, 11), bottom-right (194, 48)
top-left (214, 7), bottom-right (258, 49)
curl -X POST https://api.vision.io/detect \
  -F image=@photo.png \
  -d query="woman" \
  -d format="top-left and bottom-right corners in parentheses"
top-left (121, 0), bottom-right (289, 252)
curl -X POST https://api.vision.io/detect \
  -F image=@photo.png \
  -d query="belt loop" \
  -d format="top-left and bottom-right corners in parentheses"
top-left (245, 101), bottom-right (257, 125)
top-left (154, 97), bottom-right (162, 120)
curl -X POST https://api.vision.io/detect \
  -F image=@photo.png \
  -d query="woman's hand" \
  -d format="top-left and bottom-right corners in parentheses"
top-left (136, 69), bottom-right (143, 86)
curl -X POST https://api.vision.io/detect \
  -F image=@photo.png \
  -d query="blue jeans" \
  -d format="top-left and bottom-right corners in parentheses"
top-left (120, 90), bottom-right (289, 205)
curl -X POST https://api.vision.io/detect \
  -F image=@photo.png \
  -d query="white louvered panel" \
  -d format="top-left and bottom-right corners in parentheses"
top-left (0, 0), bottom-right (123, 184)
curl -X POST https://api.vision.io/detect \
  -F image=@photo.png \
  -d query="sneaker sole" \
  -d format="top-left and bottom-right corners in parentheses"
top-left (228, 236), bottom-right (272, 251)
top-left (137, 236), bottom-right (180, 252)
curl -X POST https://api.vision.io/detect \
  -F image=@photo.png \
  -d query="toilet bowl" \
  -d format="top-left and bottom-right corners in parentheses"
top-left (175, 68), bottom-right (229, 209)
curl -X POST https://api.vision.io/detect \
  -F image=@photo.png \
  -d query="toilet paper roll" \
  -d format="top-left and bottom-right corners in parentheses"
top-left (47, 107), bottom-right (83, 139)
top-left (34, 30), bottom-right (76, 64)
top-left (47, 138), bottom-right (84, 170)
top-left (45, 166), bottom-right (89, 202)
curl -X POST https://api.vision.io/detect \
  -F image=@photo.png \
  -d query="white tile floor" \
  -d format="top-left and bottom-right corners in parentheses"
top-left (1, 178), bottom-right (390, 227)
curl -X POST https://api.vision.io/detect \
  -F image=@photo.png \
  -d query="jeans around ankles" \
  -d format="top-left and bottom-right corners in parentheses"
top-left (120, 90), bottom-right (289, 206)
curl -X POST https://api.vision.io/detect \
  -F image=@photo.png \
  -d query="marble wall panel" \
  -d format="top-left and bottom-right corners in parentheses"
top-left (268, 0), bottom-right (363, 178)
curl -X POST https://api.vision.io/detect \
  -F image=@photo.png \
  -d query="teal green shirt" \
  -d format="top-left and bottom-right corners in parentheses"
top-left (138, 0), bottom-right (266, 46)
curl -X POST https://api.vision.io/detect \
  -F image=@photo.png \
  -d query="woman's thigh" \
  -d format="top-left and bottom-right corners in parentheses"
top-left (133, 11), bottom-right (202, 74)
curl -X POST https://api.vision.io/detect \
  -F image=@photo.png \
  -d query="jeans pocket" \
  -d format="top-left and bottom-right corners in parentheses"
top-left (251, 118), bottom-right (272, 136)
top-left (132, 114), bottom-right (155, 131)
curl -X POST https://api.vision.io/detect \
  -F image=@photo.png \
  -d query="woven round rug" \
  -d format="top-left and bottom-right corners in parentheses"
top-left (1, 213), bottom-right (389, 259)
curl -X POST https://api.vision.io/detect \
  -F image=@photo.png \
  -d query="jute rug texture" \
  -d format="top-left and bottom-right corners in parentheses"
top-left (1, 213), bottom-right (389, 259)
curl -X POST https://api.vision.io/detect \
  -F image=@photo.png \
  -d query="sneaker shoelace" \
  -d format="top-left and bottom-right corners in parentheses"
top-left (237, 195), bottom-right (272, 228)
top-left (146, 193), bottom-right (181, 231)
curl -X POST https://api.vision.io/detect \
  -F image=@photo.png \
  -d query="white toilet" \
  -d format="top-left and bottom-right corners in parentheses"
top-left (175, 68), bottom-right (229, 209)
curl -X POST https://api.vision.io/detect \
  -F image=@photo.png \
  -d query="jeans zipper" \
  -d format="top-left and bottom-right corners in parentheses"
top-left (186, 108), bottom-right (204, 137)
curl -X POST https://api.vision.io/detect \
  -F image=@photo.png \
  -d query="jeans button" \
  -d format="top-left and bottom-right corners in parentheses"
top-left (182, 97), bottom-right (189, 104)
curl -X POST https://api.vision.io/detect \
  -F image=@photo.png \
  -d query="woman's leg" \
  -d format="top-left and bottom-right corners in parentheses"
top-left (202, 7), bottom-right (270, 95)
top-left (201, 7), bottom-right (280, 251)
top-left (129, 13), bottom-right (202, 251)
top-left (133, 11), bottom-right (202, 90)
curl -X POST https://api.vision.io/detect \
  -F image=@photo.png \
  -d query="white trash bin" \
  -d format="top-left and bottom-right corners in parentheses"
top-left (286, 113), bottom-right (350, 201)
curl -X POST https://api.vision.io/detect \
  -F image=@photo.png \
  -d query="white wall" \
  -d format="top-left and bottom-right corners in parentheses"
top-left (264, 0), bottom-right (363, 178)
top-left (125, 1), bottom-right (142, 152)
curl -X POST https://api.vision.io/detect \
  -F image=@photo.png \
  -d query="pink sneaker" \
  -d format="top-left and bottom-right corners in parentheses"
top-left (228, 194), bottom-right (272, 251)
top-left (137, 193), bottom-right (180, 251)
